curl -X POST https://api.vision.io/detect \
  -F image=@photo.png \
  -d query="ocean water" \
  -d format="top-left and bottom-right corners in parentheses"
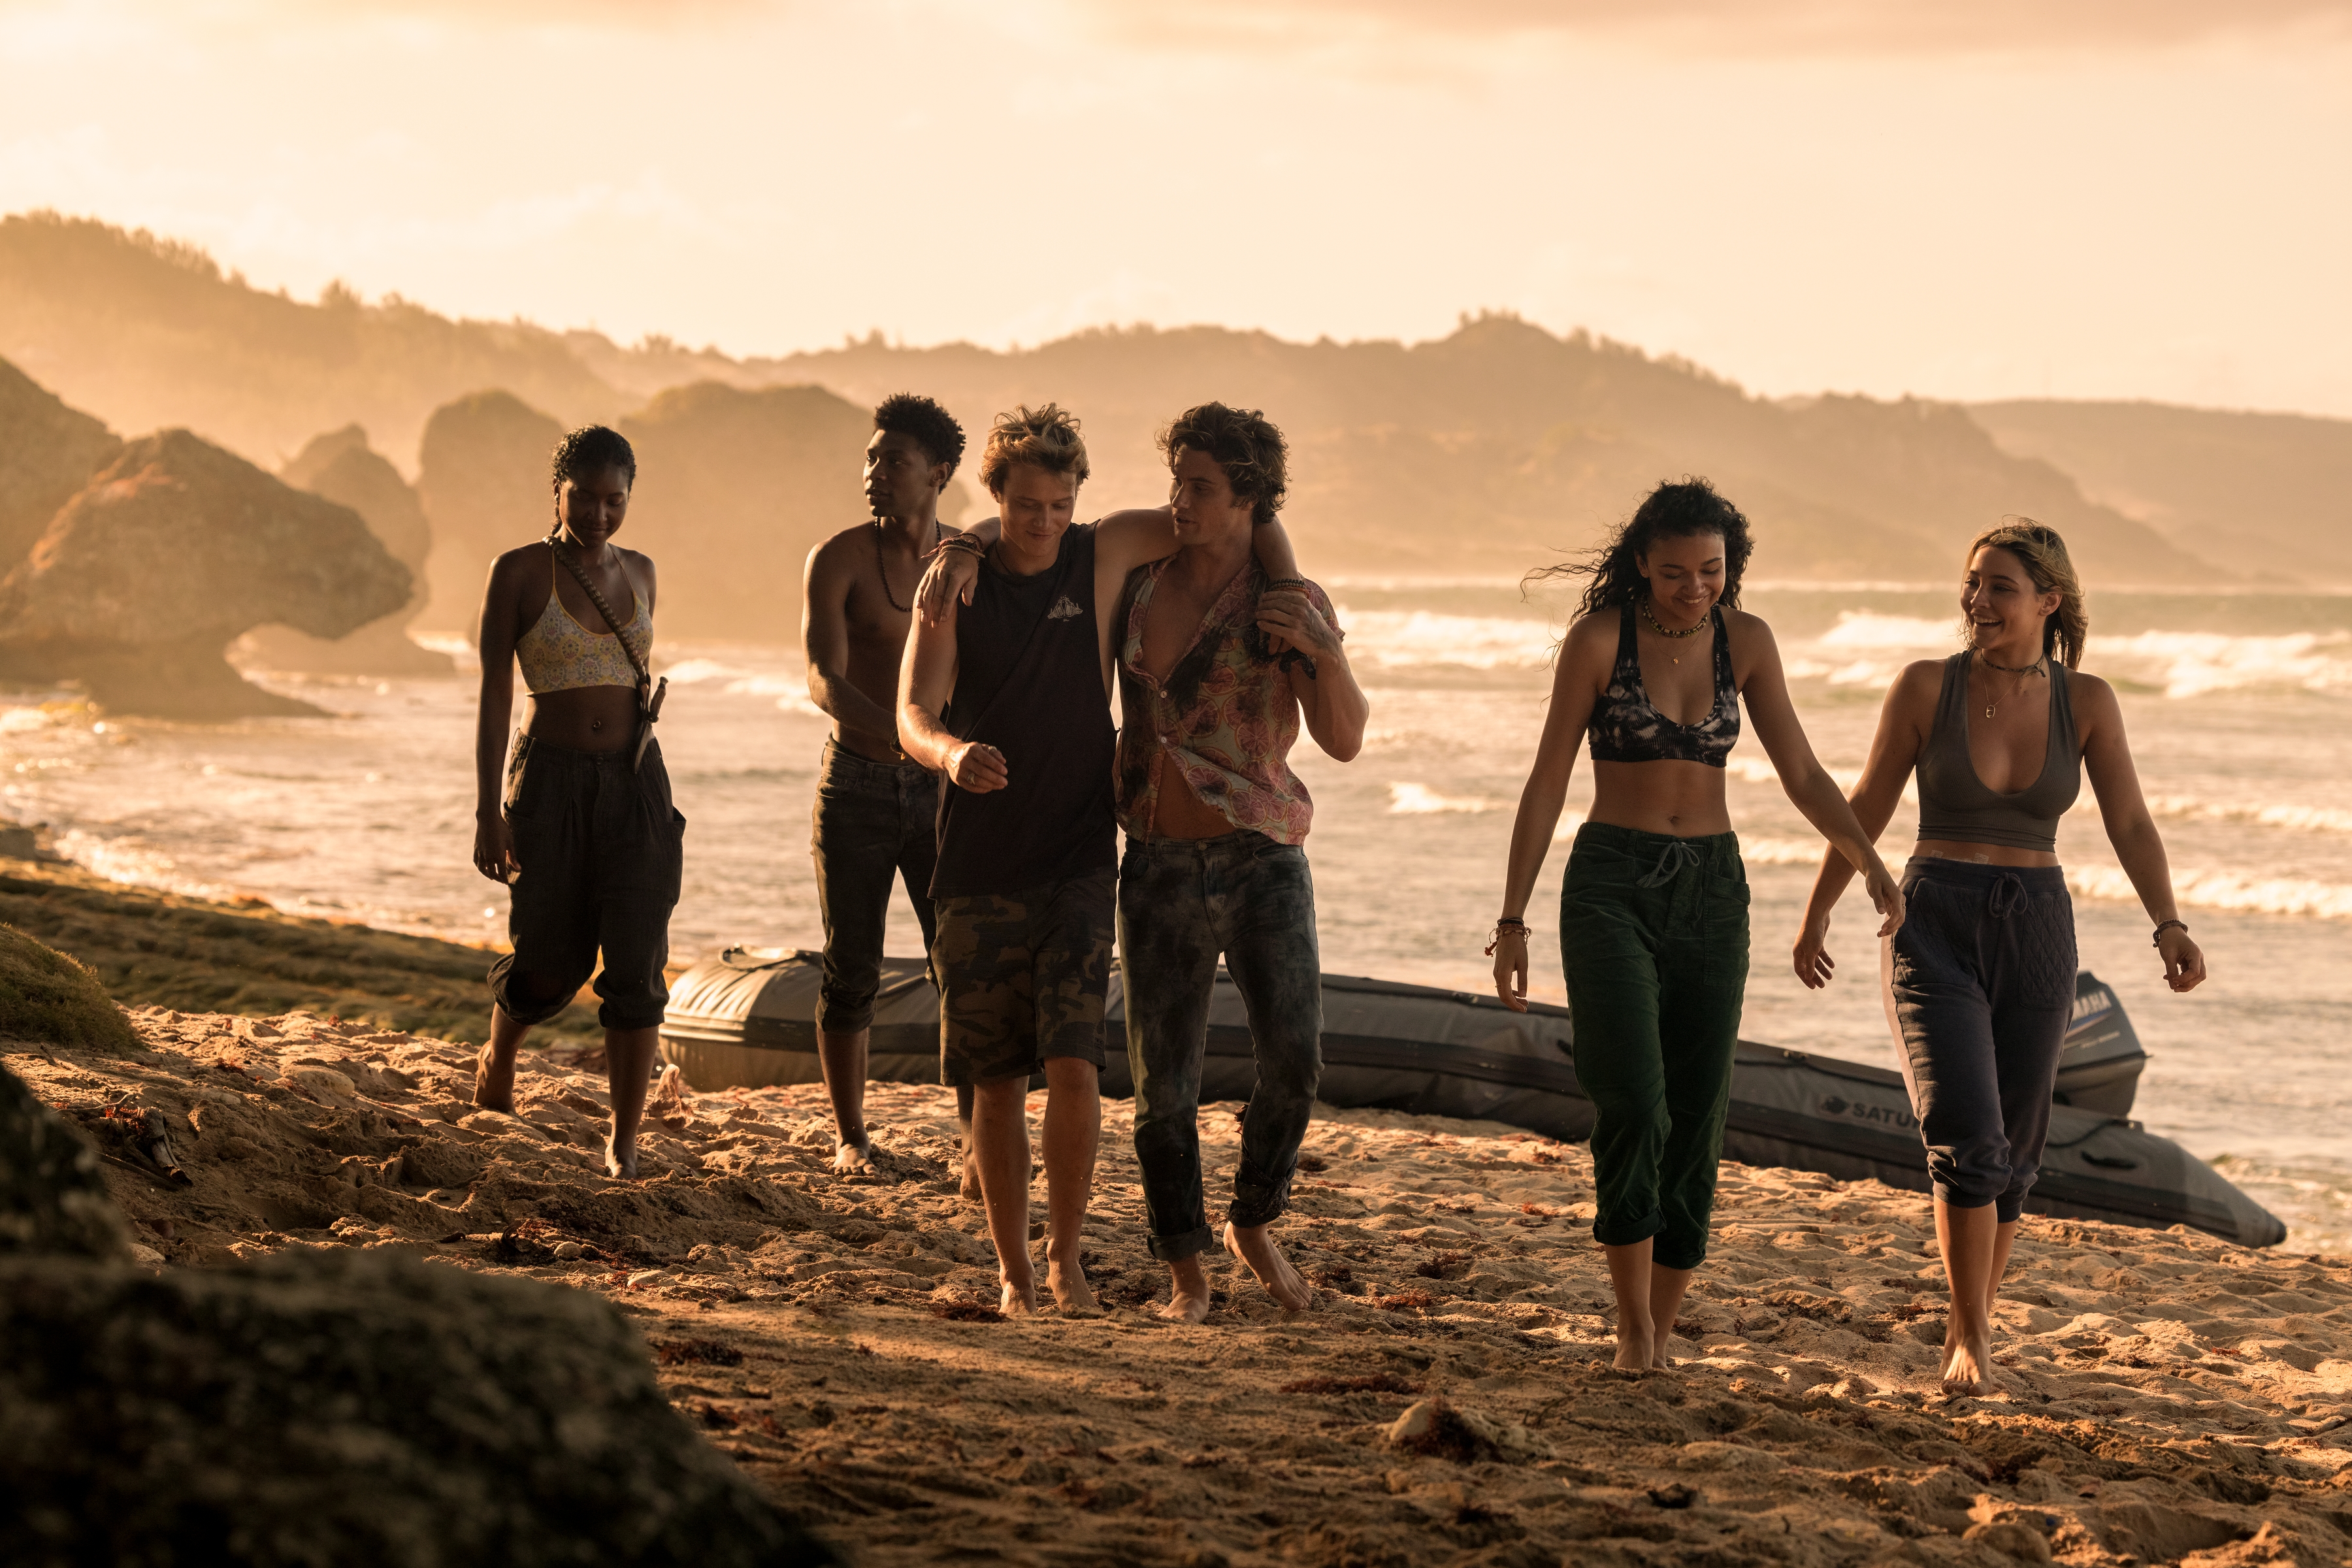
top-left (5, 582), bottom-right (2347, 1254)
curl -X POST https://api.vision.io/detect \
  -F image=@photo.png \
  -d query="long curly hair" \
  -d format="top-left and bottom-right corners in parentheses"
top-left (1968, 517), bottom-right (2087, 670)
top-left (1527, 478), bottom-right (1754, 622)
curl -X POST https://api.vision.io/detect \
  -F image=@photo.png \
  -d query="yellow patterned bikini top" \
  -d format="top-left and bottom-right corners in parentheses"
top-left (514, 553), bottom-right (652, 694)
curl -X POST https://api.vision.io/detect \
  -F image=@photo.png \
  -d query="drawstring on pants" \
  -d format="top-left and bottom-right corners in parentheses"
top-left (1987, 872), bottom-right (2027, 919)
top-left (1637, 838), bottom-right (1703, 888)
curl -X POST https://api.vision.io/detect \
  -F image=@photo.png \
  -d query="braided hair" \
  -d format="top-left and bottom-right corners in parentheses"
top-left (551, 425), bottom-right (636, 488)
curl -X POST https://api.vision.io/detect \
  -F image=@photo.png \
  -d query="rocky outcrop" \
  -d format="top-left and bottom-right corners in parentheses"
top-left (0, 355), bottom-right (121, 572)
top-left (0, 430), bottom-right (410, 717)
top-left (0, 1050), bottom-right (838, 1568)
top-left (415, 390), bottom-right (563, 635)
top-left (237, 425), bottom-right (453, 676)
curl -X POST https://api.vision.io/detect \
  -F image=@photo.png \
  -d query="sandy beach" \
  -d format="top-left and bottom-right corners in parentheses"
top-left (16, 1009), bottom-right (2349, 1566)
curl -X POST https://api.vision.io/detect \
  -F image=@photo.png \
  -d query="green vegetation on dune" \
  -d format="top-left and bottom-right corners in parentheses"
top-left (0, 859), bottom-right (600, 1046)
top-left (0, 923), bottom-right (137, 1053)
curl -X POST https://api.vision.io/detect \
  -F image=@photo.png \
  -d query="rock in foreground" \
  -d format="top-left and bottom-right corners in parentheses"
top-left (0, 429), bottom-right (410, 717)
top-left (0, 1246), bottom-right (835, 1568)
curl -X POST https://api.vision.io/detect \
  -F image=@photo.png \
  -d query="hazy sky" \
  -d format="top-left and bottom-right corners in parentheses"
top-left (4, 0), bottom-right (2349, 415)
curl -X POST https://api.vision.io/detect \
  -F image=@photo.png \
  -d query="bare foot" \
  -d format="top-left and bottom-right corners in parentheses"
top-left (473, 1043), bottom-right (515, 1114)
top-left (1612, 1325), bottom-right (1654, 1372)
top-left (999, 1271), bottom-right (1037, 1318)
top-left (1223, 1220), bottom-right (1313, 1311)
top-left (1158, 1256), bottom-right (1212, 1323)
top-left (1047, 1252), bottom-right (1098, 1315)
top-left (832, 1139), bottom-right (872, 1175)
top-left (604, 1137), bottom-right (640, 1182)
top-left (960, 1143), bottom-right (983, 1202)
top-left (1942, 1320), bottom-right (1993, 1396)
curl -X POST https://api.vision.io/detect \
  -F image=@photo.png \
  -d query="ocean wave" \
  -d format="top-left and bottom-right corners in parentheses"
top-left (1339, 609), bottom-right (1557, 672)
top-left (1388, 781), bottom-right (1501, 814)
top-left (2093, 630), bottom-right (2352, 700)
top-left (2066, 864), bottom-right (2352, 921)
top-left (658, 657), bottom-right (753, 685)
top-left (2138, 794), bottom-right (2352, 838)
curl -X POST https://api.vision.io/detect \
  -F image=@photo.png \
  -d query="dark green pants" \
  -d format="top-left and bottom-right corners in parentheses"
top-left (1560, 823), bottom-right (1749, 1270)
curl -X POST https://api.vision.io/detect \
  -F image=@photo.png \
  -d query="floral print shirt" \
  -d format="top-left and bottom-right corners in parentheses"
top-left (1114, 558), bottom-right (1341, 845)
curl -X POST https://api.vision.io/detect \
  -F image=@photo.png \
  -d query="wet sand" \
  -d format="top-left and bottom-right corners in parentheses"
top-left (19, 1009), bottom-right (2352, 1565)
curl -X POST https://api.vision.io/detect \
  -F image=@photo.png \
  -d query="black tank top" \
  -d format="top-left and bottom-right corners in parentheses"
top-left (930, 525), bottom-right (1117, 898)
top-left (1586, 600), bottom-right (1739, 767)
top-left (1914, 651), bottom-right (2082, 853)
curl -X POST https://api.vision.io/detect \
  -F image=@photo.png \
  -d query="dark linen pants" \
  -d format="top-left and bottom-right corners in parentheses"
top-left (1560, 823), bottom-right (1749, 1271)
top-left (810, 740), bottom-right (940, 1032)
top-left (489, 734), bottom-right (684, 1031)
top-left (1884, 857), bottom-right (2077, 1221)
top-left (1119, 830), bottom-right (1324, 1263)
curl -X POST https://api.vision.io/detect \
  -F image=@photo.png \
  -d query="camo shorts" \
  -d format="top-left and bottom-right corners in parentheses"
top-left (932, 869), bottom-right (1115, 1086)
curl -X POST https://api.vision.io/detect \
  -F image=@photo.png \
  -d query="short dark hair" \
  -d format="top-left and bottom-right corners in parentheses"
top-left (1160, 402), bottom-right (1288, 527)
top-left (551, 425), bottom-right (636, 487)
top-left (874, 393), bottom-right (966, 478)
top-left (980, 404), bottom-right (1089, 496)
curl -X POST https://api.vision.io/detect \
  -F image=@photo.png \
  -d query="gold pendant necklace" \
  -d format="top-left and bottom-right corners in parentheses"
top-left (1976, 651), bottom-right (2044, 719)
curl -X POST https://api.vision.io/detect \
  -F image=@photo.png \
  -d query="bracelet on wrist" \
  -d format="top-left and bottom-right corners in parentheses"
top-left (2151, 919), bottom-right (2188, 947)
top-left (1484, 919), bottom-right (1531, 957)
top-left (1263, 576), bottom-right (1308, 591)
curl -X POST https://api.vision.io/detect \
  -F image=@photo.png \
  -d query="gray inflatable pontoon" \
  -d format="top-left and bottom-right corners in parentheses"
top-left (661, 950), bottom-right (2281, 1247)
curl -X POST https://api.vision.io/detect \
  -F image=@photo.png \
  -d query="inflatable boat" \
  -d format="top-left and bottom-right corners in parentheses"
top-left (660, 950), bottom-right (2282, 1247)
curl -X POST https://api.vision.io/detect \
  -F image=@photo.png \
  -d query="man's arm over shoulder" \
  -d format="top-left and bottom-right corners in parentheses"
top-left (1090, 507), bottom-right (1179, 579)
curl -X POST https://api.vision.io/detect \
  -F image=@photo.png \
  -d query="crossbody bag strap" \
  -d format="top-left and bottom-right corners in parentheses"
top-left (545, 535), bottom-right (649, 687)
top-left (545, 534), bottom-right (667, 768)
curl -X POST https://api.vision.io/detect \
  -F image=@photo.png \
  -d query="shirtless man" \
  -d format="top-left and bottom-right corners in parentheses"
top-left (904, 406), bottom-right (1303, 1317)
top-left (801, 393), bottom-right (974, 1179)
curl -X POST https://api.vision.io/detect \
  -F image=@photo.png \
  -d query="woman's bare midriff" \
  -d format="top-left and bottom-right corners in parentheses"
top-left (1912, 838), bottom-right (2061, 869)
top-left (1586, 759), bottom-right (1733, 838)
top-left (523, 688), bottom-right (640, 755)
top-left (1137, 746), bottom-right (1241, 840)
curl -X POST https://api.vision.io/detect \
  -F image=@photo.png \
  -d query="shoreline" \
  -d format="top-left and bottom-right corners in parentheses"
top-left (14, 1006), bottom-right (2351, 1565)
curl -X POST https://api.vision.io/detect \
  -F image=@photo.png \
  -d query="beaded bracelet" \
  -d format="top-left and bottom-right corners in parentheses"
top-left (2151, 919), bottom-right (2188, 947)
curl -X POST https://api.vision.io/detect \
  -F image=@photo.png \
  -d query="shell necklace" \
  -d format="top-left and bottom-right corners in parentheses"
top-left (1639, 597), bottom-right (1708, 664)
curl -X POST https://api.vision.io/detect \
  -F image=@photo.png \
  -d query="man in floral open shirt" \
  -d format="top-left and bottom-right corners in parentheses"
top-left (1113, 402), bottom-right (1369, 1322)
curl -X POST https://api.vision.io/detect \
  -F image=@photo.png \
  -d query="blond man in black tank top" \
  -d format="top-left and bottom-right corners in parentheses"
top-left (1795, 520), bottom-right (2208, 1396)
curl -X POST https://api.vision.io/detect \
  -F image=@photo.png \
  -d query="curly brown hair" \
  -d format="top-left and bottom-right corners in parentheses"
top-left (979, 403), bottom-right (1089, 497)
top-left (1159, 402), bottom-right (1288, 527)
top-left (1527, 478), bottom-right (1754, 621)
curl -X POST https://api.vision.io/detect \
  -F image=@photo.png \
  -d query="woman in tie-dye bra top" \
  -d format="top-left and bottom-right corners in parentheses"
top-left (1486, 478), bottom-right (1906, 1373)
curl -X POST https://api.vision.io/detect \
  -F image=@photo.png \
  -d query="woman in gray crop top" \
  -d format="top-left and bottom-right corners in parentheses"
top-left (1793, 519), bottom-right (2207, 1398)
top-left (1487, 480), bottom-right (1906, 1374)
